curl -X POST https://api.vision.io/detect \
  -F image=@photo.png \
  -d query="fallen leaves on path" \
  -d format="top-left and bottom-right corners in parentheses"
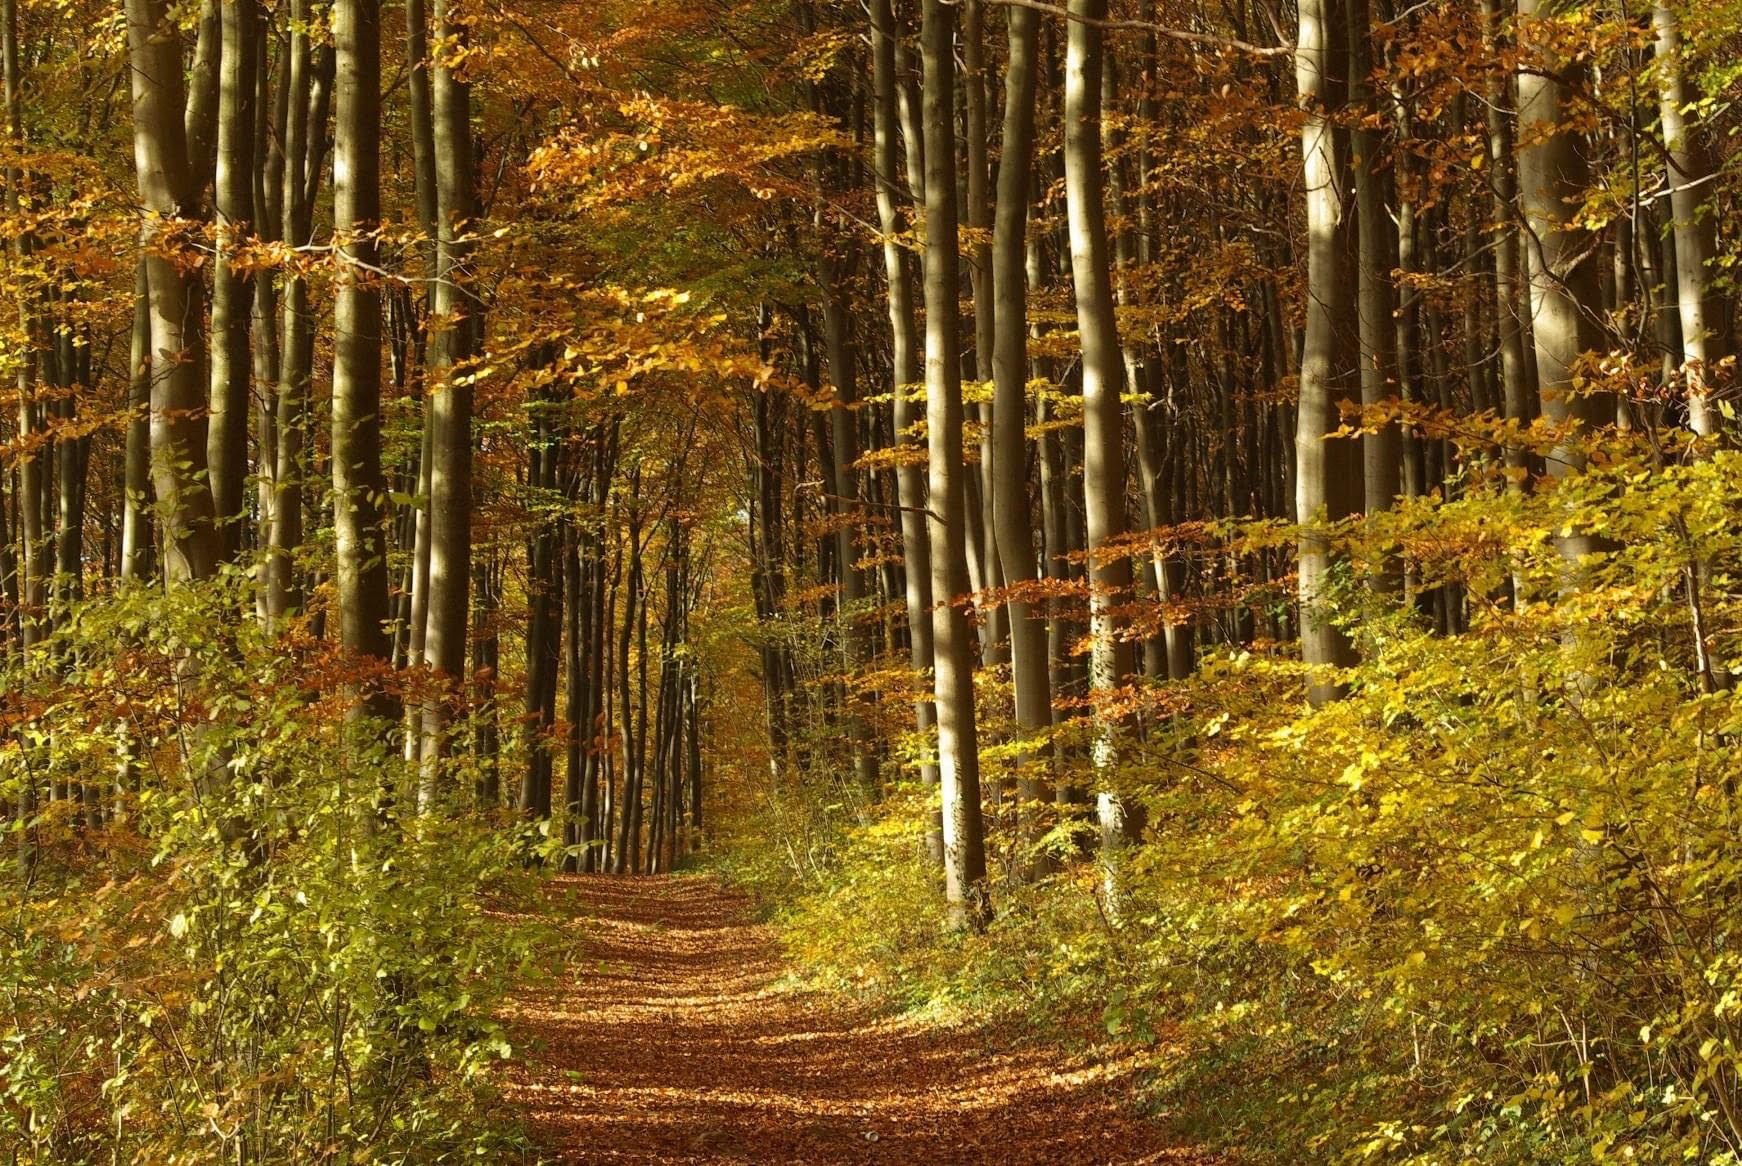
top-left (498, 874), bottom-right (1210, 1164)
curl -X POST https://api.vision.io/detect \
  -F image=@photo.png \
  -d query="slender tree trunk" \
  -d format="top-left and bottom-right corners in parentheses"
top-left (332, 0), bottom-right (397, 718)
top-left (208, 0), bottom-right (256, 561)
top-left (1065, 0), bottom-right (1139, 849)
top-left (870, 0), bottom-right (941, 855)
top-left (1294, 0), bottom-right (1361, 705)
top-left (127, 0), bottom-right (221, 586)
top-left (1652, 2), bottom-right (1726, 436)
top-left (121, 261), bottom-right (153, 583)
top-left (417, 0), bottom-right (476, 796)
top-left (921, 0), bottom-right (987, 927)
top-left (989, 0), bottom-right (1055, 866)
top-left (1517, 0), bottom-right (1610, 574)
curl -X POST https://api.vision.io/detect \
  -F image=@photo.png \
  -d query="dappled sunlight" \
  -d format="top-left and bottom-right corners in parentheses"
top-left (498, 875), bottom-right (1210, 1164)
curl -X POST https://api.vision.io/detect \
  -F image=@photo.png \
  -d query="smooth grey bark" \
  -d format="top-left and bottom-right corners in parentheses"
top-left (1348, 0), bottom-right (1399, 527)
top-left (128, 0), bottom-right (220, 585)
top-left (265, 0), bottom-right (318, 622)
top-left (208, 0), bottom-right (256, 561)
top-left (332, 0), bottom-right (396, 711)
top-left (183, 0), bottom-right (219, 201)
top-left (870, 0), bottom-right (941, 820)
top-left (1479, 0), bottom-right (1535, 480)
top-left (1294, 0), bottom-right (1361, 706)
top-left (963, 0), bottom-right (1006, 669)
top-left (1517, 0), bottom-right (1610, 569)
top-left (417, 0), bottom-right (477, 796)
top-left (1064, 0), bottom-right (1138, 848)
top-left (920, 0), bottom-right (988, 926)
top-left (989, 0), bottom-right (1054, 830)
top-left (1653, 1), bottom-right (1726, 437)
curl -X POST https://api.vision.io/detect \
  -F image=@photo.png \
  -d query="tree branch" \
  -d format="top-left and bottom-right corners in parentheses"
top-left (979, 0), bottom-right (1293, 58)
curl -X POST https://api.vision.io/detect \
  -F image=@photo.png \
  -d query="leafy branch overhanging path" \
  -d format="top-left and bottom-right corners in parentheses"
top-left (499, 876), bottom-right (1209, 1164)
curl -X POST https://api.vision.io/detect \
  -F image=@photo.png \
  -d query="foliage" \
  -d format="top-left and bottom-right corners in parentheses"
top-left (723, 435), bottom-right (1742, 1165)
top-left (0, 579), bottom-right (549, 1163)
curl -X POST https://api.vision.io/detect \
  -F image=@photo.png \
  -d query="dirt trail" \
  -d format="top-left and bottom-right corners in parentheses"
top-left (499, 874), bottom-right (1203, 1164)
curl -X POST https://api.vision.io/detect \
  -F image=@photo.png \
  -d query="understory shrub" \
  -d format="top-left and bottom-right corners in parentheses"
top-left (0, 579), bottom-right (547, 1163)
top-left (725, 443), bottom-right (1742, 1165)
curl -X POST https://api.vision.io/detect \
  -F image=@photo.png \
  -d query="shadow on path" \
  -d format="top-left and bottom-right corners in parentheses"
top-left (498, 874), bottom-right (1206, 1165)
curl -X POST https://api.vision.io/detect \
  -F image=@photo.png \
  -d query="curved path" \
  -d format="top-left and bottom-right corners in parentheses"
top-left (499, 874), bottom-right (1205, 1164)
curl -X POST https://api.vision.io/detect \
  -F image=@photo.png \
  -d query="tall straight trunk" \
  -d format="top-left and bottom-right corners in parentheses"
top-left (869, 0), bottom-right (941, 836)
top-left (1064, 0), bottom-right (1138, 848)
top-left (251, 31), bottom-right (285, 620)
top-left (613, 507), bottom-right (643, 872)
top-left (331, 0), bottom-right (396, 712)
top-left (1294, 0), bottom-right (1361, 705)
top-left (920, 0), bottom-right (987, 926)
top-left (51, 327), bottom-right (85, 613)
top-left (518, 390), bottom-right (564, 824)
top-left (208, 0), bottom-right (256, 561)
top-left (562, 520), bottom-right (588, 869)
top-left (1517, 0), bottom-right (1609, 570)
top-left (1348, 0), bottom-right (1399, 529)
top-left (266, 0), bottom-right (322, 621)
top-left (821, 280), bottom-right (877, 793)
top-left (962, 0), bottom-right (1005, 669)
top-left (4, 0), bottom-right (43, 639)
top-left (989, 0), bottom-right (1054, 835)
top-left (127, 0), bottom-right (221, 585)
top-left (417, 0), bottom-right (476, 790)
top-left (183, 0), bottom-right (219, 199)
top-left (472, 549), bottom-right (501, 804)
top-left (1479, 0), bottom-right (1534, 480)
top-left (121, 261), bottom-right (153, 583)
top-left (1653, 2), bottom-right (1725, 436)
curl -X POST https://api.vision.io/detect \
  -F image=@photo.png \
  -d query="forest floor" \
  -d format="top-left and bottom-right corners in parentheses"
top-left (497, 874), bottom-right (1209, 1164)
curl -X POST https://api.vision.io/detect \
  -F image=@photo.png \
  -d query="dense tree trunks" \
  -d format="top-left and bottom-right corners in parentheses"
top-left (869, 0), bottom-right (941, 824)
top-left (266, 0), bottom-right (319, 621)
top-left (920, 0), bottom-right (987, 926)
top-left (417, 0), bottom-right (476, 793)
top-left (1478, 0), bottom-right (1534, 481)
top-left (1064, 0), bottom-right (1138, 849)
top-left (127, 0), bottom-right (220, 586)
top-left (1516, 0), bottom-right (1610, 573)
top-left (820, 255), bottom-right (877, 794)
top-left (208, 0), bottom-right (256, 562)
top-left (1294, 0), bottom-right (1361, 705)
top-left (1652, 2), bottom-right (1725, 437)
top-left (331, 0), bottom-right (396, 715)
top-left (1347, 0), bottom-right (1399, 528)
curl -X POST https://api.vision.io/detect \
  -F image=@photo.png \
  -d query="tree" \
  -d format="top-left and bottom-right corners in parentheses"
top-left (331, 0), bottom-right (395, 718)
top-left (920, 0), bottom-right (987, 926)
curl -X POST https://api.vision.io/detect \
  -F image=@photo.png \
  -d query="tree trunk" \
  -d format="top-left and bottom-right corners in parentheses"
top-left (417, 0), bottom-right (476, 795)
top-left (1652, 2), bottom-right (1726, 436)
top-left (127, 0), bottom-right (220, 586)
top-left (869, 0), bottom-right (941, 854)
top-left (208, 0), bottom-right (256, 562)
top-left (1517, 0), bottom-right (1610, 571)
top-left (920, 0), bottom-right (987, 927)
top-left (989, 0), bottom-right (1055, 863)
top-left (1064, 0), bottom-right (1139, 849)
top-left (1294, 0), bottom-right (1361, 706)
top-left (332, 0), bottom-right (396, 717)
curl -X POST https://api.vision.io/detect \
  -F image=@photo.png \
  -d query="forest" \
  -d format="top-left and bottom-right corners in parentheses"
top-left (2, 0), bottom-right (1741, 1161)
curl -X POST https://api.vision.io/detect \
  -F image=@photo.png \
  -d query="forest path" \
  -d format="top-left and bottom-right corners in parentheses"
top-left (498, 874), bottom-right (1205, 1165)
